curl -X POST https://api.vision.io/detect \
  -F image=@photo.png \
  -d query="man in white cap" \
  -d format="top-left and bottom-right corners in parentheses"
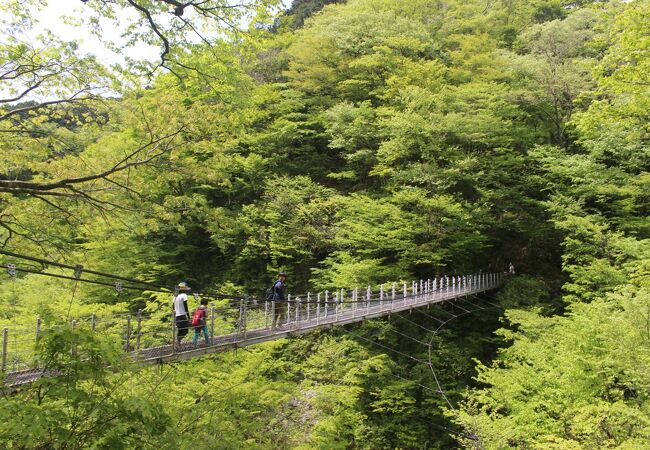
top-left (173, 281), bottom-right (191, 345)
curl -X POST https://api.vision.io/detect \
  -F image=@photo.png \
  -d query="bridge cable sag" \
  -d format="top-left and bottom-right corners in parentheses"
top-left (2, 249), bottom-right (454, 306)
top-left (339, 303), bottom-right (502, 444)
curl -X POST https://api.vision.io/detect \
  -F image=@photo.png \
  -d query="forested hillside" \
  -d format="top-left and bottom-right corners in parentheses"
top-left (0, 0), bottom-right (648, 448)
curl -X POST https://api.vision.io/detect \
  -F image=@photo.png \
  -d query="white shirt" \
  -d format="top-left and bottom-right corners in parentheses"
top-left (173, 293), bottom-right (188, 316)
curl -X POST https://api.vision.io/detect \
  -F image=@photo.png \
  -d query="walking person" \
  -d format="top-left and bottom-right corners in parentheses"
top-left (272, 272), bottom-right (287, 330)
top-left (173, 281), bottom-right (191, 346)
top-left (192, 298), bottom-right (210, 345)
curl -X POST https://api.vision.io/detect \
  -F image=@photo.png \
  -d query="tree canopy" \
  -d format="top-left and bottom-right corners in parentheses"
top-left (1, 0), bottom-right (648, 448)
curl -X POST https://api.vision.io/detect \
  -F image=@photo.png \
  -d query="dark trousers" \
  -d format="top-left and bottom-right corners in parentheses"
top-left (175, 315), bottom-right (189, 342)
top-left (272, 301), bottom-right (287, 328)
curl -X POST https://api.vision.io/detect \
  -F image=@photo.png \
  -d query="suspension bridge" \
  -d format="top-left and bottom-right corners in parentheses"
top-left (1, 253), bottom-right (506, 387)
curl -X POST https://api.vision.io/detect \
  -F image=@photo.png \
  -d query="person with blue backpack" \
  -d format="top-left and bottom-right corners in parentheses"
top-left (270, 272), bottom-right (287, 330)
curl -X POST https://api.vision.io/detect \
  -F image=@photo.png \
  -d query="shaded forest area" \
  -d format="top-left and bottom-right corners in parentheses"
top-left (0, 0), bottom-right (648, 448)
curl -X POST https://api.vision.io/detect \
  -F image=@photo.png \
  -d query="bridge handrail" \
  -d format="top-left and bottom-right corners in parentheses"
top-left (1, 271), bottom-right (506, 378)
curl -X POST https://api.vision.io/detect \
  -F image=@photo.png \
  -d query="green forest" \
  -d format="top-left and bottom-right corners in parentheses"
top-left (0, 0), bottom-right (648, 448)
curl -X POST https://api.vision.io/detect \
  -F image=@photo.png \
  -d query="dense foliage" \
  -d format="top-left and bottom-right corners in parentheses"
top-left (1, 0), bottom-right (648, 448)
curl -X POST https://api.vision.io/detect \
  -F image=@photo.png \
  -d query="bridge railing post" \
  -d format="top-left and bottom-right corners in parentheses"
top-left (171, 310), bottom-right (176, 353)
top-left (238, 299), bottom-right (244, 336)
top-left (71, 320), bottom-right (77, 358)
top-left (352, 288), bottom-right (357, 318)
top-left (210, 305), bottom-right (215, 343)
top-left (2, 327), bottom-right (7, 373)
top-left (136, 310), bottom-right (142, 352)
top-left (296, 297), bottom-right (301, 328)
top-left (380, 284), bottom-right (384, 312)
top-left (317, 293), bottom-right (321, 324)
top-left (391, 283), bottom-right (396, 310)
top-left (36, 317), bottom-right (42, 341)
top-left (324, 291), bottom-right (329, 320)
top-left (245, 300), bottom-right (249, 338)
top-left (307, 293), bottom-right (311, 323)
top-left (334, 292), bottom-right (339, 321)
top-left (366, 286), bottom-right (371, 315)
top-left (412, 281), bottom-right (416, 304)
top-left (271, 301), bottom-right (276, 330)
top-left (286, 295), bottom-right (291, 327)
top-left (265, 301), bottom-right (269, 329)
top-left (124, 315), bottom-right (132, 351)
top-left (403, 282), bottom-right (407, 305)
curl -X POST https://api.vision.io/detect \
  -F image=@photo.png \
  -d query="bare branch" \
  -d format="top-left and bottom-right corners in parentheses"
top-left (0, 128), bottom-right (183, 193)
top-left (0, 88), bottom-right (97, 121)
top-left (126, 0), bottom-right (172, 75)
